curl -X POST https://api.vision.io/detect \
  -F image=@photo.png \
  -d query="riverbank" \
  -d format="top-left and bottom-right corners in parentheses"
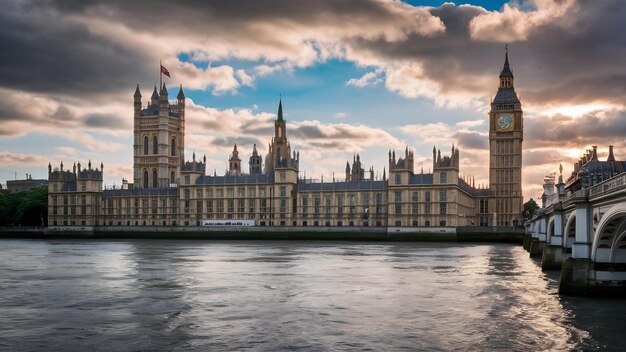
top-left (0, 226), bottom-right (525, 243)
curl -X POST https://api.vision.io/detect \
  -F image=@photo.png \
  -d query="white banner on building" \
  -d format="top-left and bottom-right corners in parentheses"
top-left (201, 219), bottom-right (255, 227)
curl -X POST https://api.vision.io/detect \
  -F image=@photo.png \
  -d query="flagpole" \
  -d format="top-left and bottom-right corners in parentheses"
top-left (159, 59), bottom-right (162, 89)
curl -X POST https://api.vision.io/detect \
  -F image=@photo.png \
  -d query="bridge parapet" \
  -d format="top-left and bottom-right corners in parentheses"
top-left (589, 173), bottom-right (626, 200)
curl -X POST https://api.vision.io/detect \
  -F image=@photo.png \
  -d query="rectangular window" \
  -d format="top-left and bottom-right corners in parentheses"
top-left (227, 188), bottom-right (234, 198)
top-left (237, 199), bottom-right (245, 213)
top-left (394, 191), bottom-right (402, 214)
top-left (280, 186), bottom-right (286, 197)
top-left (207, 200), bottom-right (213, 213)
top-left (302, 196), bottom-right (308, 214)
top-left (197, 200), bottom-right (203, 213)
top-left (439, 191), bottom-right (446, 202)
top-left (314, 196), bottom-right (321, 216)
top-left (349, 194), bottom-right (355, 215)
top-left (196, 189), bottom-right (203, 198)
top-left (227, 199), bottom-right (235, 213)
top-left (217, 199), bottom-right (224, 213)
top-left (375, 193), bottom-right (383, 215)
top-left (337, 194), bottom-right (343, 215)
top-left (395, 173), bottom-right (401, 185)
top-left (216, 188), bottom-right (223, 197)
top-left (325, 196), bottom-right (332, 215)
top-left (248, 188), bottom-right (256, 197)
top-left (440, 203), bottom-right (447, 215)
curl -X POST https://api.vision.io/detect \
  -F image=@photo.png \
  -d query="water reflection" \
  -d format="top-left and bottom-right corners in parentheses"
top-left (0, 240), bottom-right (624, 351)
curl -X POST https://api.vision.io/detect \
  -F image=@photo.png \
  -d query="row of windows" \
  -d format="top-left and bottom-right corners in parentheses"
top-left (495, 140), bottom-right (518, 155)
top-left (395, 173), bottom-right (447, 184)
top-left (183, 186), bottom-right (273, 198)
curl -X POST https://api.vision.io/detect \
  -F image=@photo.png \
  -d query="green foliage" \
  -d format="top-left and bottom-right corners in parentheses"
top-left (0, 187), bottom-right (47, 226)
top-left (523, 198), bottom-right (539, 218)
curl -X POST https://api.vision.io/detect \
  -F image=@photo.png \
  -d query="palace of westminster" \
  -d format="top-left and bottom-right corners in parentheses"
top-left (47, 50), bottom-right (525, 229)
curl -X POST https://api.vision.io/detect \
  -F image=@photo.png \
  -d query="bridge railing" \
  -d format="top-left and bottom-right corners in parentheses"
top-left (589, 173), bottom-right (626, 199)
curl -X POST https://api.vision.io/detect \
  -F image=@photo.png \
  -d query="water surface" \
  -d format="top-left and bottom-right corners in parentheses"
top-left (1, 240), bottom-right (624, 351)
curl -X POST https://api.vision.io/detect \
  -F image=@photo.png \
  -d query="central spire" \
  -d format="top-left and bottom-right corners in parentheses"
top-left (277, 96), bottom-right (284, 122)
top-left (500, 44), bottom-right (513, 78)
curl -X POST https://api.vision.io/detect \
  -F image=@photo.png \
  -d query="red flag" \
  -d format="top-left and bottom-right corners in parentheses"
top-left (160, 65), bottom-right (171, 78)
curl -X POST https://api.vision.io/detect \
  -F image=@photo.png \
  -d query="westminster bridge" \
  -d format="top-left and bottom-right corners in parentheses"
top-left (525, 173), bottom-right (626, 295)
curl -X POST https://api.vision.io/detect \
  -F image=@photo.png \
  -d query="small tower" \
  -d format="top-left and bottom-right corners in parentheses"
top-left (134, 84), bottom-right (142, 116)
top-left (150, 85), bottom-right (159, 107)
top-left (345, 161), bottom-right (351, 182)
top-left (249, 144), bottom-right (263, 175)
top-left (177, 84), bottom-right (185, 106)
top-left (159, 83), bottom-right (169, 115)
top-left (228, 144), bottom-right (242, 176)
top-left (265, 97), bottom-right (298, 173)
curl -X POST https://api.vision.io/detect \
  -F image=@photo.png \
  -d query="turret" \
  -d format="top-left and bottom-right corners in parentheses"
top-left (159, 83), bottom-right (169, 113)
top-left (134, 83), bottom-right (142, 112)
top-left (150, 85), bottom-right (159, 107)
top-left (177, 84), bottom-right (185, 106)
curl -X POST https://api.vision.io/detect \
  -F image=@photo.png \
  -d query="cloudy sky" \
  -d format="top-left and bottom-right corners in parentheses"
top-left (1, 0), bottom-right (625, 200)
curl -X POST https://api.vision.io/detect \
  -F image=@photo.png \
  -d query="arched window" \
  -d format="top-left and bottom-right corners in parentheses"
top-left (171, 138), bottom-right (176, 156)
top-left (143, 169), bottom-right (148, 188)
top-left (170, 171), bottom-right (175, 184)
top-left (153, 136), bottom-right (158, 154)
top-left (143, 136), bottom-right (148, 155)
top-left (152, 169), bottom-right (158, 188)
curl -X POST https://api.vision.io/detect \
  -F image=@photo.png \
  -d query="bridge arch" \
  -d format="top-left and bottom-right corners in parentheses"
top-left (563, 211), bottom-right (576, 249)
top-left (591, 203), bottom-right (626, 263)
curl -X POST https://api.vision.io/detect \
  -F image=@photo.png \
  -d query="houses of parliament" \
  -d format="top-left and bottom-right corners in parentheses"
top-left (47, 49), bottom-right (524, 230)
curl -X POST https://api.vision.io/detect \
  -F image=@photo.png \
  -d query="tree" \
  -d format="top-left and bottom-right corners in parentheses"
top-left (523, 198), bottom-right (539, 219)
top-left (0, 187), bottom-right (48, 226)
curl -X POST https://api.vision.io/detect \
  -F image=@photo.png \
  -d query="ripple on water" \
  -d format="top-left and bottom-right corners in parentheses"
top-left (0, 240), bottom-right (621, 351)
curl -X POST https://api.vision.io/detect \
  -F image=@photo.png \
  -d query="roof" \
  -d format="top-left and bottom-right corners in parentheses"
top-left (493, 88), bottom-right (520, 104)
top-left (298, 180), bottom-right (387, 192)
top-left (500, 50), bottom-right (513, 78)
top-left (579, 160), bottom-right (626, 174)
top-left (195, 173), bottom-right (275, 185)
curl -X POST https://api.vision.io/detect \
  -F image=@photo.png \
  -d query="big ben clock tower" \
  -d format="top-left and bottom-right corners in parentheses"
top-left (489, 46), bottom-right (523, 226)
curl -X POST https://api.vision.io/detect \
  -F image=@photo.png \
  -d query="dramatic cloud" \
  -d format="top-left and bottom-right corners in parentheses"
top-left (1, 0), bottom-right (626, 194)
top-left (469, 0), bottom-right (576, 41)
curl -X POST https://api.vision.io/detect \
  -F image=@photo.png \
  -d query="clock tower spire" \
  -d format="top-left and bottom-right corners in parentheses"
top-left (488, 45), bottom-right (523, 226)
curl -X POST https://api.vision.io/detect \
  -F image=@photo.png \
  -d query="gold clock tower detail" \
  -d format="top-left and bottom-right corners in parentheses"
top-left (489, 46), bottom-right (523, 226)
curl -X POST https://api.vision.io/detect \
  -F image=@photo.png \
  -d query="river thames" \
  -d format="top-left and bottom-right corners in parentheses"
top-left (1, 239), bottom-right (625, 351)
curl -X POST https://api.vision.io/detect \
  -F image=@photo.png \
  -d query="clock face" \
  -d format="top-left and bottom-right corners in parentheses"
top-left (497, 113), bottom-right (513, 130)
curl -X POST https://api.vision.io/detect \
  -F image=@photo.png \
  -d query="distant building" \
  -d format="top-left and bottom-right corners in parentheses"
top-left (47, 48), bottom-right (522, 229)
top-left (6, 176), bottom-right (48, 194)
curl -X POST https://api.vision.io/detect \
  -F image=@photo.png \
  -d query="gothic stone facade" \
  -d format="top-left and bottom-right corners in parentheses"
top-left (48, 50), bottom-right (521, 229)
